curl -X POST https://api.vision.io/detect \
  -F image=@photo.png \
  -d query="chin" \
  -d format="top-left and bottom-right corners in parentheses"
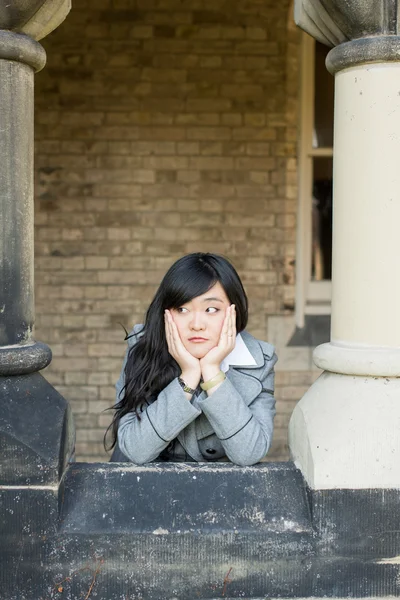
top-left (191, 348), bottom-right (208, 359)
top-left (185, 344), bottom-right (210, 359)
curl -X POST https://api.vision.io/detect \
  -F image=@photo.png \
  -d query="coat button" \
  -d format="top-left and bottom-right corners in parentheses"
top-left (206, 448), bottom-right (216, 454)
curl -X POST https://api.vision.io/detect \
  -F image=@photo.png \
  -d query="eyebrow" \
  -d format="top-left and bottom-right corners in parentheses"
top-left (201, 297), bottom-right (224, 303)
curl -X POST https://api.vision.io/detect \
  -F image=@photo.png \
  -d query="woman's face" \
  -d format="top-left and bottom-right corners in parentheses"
top-left (170, 281), bottom-right (231, 359)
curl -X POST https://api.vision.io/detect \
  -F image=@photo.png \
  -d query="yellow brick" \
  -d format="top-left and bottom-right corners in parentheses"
top-left (34, 0), bottom-right (301, 464)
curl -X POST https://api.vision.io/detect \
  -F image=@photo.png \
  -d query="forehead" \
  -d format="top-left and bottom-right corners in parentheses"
top-left (191, 281), bottom-right (230, 304)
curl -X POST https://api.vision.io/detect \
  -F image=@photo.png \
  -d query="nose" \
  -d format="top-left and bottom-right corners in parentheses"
top-left (190, 311), bottom-right (205, 331)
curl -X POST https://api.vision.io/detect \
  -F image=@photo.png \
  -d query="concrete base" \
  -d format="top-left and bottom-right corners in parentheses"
top-left (289, 370), bottom-right (400, 489)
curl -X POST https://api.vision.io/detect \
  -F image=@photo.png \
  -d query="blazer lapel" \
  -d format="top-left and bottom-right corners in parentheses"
top-left (226, 368), bottom-right (262, 405)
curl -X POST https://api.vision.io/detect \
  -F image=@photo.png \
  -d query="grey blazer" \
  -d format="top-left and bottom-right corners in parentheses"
top-left (113, 325), bottom-right (277, 466)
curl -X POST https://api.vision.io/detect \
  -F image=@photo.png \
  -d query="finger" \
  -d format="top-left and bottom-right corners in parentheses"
top-left (229, 304), bottom-right (234, 334)
top-left (166, 311), bottom-right (178, 355)
top-left (168, 311), bottom-right (185, 355)
top-left (231, 304), bottom-right (237, 337)
top-left (227, 305), bottom-right (235, 344)
top-left (222, 305), bottom-right (230, 336)
top-left (166, 310), bottom-right (179, 358)
top-left (172, 324), bottom-right (186, 357)
top-left (165, 311), bottom-right (173, 354)
top-left (218, 306), bottom-right (231, 348)
top-left (228, 305), bottom-right (234, 334)
top-left (218, 309), bottom-right (228, 346)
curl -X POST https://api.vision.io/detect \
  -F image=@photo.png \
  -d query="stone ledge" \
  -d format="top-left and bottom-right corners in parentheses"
top-left (2, 461), bottom-right (400, 598)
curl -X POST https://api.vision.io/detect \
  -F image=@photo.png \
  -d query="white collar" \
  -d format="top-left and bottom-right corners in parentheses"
top-left (220, 333), bottom-right (257, 373)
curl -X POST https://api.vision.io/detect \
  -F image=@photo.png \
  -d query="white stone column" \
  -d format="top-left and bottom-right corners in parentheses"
top-left (289, 1), bottom-right (400, 489)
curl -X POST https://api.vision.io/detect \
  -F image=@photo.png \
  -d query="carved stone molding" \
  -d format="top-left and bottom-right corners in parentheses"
top-left (0, 30), bottom-right (46, 71)
top-left (0, 0), bottom-right (71, 41)
top-left (295, 0), bottom-right (400, 71)
top-left (0, 342), bottom-right (52, 376)
top-left (295, 0), bottom-right (399, 47)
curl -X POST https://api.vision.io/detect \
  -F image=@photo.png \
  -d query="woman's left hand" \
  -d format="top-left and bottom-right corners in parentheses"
top-left (200, 305), bottom-right (236, 379)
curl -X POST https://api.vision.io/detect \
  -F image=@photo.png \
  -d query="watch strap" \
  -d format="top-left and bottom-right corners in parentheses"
top-left (178, 377), bottom-right (196, 395)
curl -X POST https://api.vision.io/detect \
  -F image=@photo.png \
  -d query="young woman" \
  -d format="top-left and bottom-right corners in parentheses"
top-left (108, 253), bottom-right (277, 466)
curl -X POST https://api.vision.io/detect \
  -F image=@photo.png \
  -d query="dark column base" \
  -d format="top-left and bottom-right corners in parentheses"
top-left (0, 371), bottom-right (74, 486)
top-left (1, 462), bottom-right (400, 599)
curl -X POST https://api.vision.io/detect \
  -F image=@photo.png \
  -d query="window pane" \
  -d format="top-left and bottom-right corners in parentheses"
top-left (312, 157), bottom-right (332, 281)
top-left (313, 42), bottom-right (334, 148)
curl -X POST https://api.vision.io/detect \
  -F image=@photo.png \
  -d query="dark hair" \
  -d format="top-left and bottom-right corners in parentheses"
top-left (105, 253), bottom-right (248, 450)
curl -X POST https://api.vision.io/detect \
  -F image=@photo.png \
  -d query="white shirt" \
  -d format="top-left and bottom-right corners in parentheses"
top-left (220, 333), bottom-right (257, 373)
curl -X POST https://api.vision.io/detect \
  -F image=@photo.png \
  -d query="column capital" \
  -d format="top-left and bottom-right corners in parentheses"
top-left (0, 0), bottom-right (71, 41)
top-left (295, 0), bottom-right (400, 72)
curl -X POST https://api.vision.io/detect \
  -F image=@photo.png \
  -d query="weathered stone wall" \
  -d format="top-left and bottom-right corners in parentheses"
top-left (33, 0), bottom-right (303, 462)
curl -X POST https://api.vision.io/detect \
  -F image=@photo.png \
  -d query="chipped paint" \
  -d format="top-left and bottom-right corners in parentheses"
top-left (375, 556), bottom-right (400, 564)
top-left (0, 484), bottom-right (58, 491)
top-left (152, 527), bottom-right (169, 535)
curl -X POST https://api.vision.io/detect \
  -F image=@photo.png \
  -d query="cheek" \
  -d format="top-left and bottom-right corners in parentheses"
top-left (211, 314), bottom-right (226, 338)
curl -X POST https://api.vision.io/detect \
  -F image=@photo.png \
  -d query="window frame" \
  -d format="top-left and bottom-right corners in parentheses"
top-left (295, 33), bottom-right (333, 329)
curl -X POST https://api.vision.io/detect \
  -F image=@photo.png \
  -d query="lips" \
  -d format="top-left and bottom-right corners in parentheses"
top-left (188, 337), bottom-right (208, 342)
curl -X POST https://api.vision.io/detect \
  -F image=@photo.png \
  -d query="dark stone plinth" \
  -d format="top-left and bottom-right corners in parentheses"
top-left (0, 372), bottom-right (74, 486)
top-left (312, 488), bottom-right (400, 554)
top-left (310, 488), bottom-right (400, 597)
top-left (0, 462), bottom-right (314, 600)
top-left (2, 460), bottom-right (400, 599)
top-left (59, 462), bottom-right (311, 535)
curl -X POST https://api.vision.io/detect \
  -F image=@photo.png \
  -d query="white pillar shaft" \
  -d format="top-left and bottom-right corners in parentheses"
top-left (290, 60), bottom-right (400, 488)
top-left (290, 0), bottom-right (400, 491)
top-left (332, 63), bottom-right (400, 348)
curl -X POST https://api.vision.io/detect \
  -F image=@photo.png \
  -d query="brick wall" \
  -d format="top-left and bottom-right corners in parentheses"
top-left (34, 0), bottom-right (301, 462)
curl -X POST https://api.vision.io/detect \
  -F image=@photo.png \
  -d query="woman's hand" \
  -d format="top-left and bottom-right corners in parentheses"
top-left (200, 304), bottom-right (236, 382)
top-left (165, 310), bottom-right (201, 389)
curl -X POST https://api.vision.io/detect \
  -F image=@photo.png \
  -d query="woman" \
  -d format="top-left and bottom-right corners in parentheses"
top-left (108, 253), bottom-right (277, 466)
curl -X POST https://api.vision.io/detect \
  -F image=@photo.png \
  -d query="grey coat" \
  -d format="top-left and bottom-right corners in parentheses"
top-left (113, 325), bottom-right (277, 466)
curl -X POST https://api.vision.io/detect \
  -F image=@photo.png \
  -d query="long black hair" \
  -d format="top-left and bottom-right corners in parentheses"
top-left (106, 253), bottom-right (248, 450)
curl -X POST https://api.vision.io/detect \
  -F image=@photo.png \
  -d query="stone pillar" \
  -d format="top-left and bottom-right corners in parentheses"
top-left (289, 0), bottom-right (400, 489)
top-left (0, 33), bottom-right (48, 364)
top-left (0, 1), bottom-right (73, 486)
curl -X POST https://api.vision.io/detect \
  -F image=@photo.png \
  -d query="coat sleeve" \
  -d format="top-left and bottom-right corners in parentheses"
top-left (115, 332), bottom-right (201, 465)
top-left (196, 352), bottom-right (277, 466)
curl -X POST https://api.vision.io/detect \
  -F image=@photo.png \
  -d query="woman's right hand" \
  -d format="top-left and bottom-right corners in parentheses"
top-left (165, 310), bottom-right (201, 388)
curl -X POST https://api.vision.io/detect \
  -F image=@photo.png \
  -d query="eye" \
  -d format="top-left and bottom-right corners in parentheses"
top-left (176, 307), bottom-right (189, 314)
top-left (206, 307), bottom-right (219, 314)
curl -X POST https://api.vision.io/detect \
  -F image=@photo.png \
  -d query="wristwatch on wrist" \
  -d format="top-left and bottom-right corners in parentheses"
top-left (178, 377), bottom-right (196, 395)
